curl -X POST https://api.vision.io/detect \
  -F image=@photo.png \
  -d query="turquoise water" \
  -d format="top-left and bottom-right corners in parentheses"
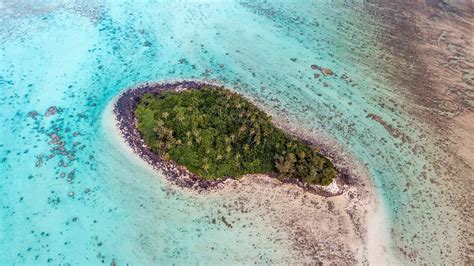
top-left (0, 1), bottom-right (465, 264)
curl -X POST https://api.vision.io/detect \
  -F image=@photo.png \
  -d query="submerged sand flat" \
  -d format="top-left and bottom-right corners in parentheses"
top-left (0, 1), bottom-right (472, 264)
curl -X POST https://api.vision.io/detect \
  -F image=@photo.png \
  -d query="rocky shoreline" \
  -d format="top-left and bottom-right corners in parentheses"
top-left (113, 80), bottom-right (348, 197)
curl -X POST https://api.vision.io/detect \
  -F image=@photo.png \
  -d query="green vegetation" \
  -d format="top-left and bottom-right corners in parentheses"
top-left (134, 88), bottom-right (336, 185)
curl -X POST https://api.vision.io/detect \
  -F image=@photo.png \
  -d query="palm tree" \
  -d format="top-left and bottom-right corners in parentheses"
top-left (299, 151), bottom-right (306, 160)
top-left (255, 136), bottom-right (261, 145)
top-left (203, 163), bottom-right (210, 173)
top-left (263, 127), bottom-right (270, 137)
top-left (274, 153), bottom-right (296, 177)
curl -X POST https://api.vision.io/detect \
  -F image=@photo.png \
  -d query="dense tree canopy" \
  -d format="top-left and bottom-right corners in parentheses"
top-left (134, 88), bottom-right (336, 185)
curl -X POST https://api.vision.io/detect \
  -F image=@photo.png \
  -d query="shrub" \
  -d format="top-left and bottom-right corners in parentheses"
top-left (134, 88), bottom-right (337, 185)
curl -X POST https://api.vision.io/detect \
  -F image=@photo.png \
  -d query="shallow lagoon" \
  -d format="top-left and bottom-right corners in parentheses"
top-left (1, 1), bottom-right (471, 264)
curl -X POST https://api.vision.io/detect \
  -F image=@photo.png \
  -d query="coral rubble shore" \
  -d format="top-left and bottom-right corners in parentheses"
top-left (109, 80), bottom-right (387, 264)
top-left (105, 81), bottom-right (386, 265)
top-left (113, 80), bottom-right (347, 196)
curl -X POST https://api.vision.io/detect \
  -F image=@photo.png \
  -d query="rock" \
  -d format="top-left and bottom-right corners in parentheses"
top-left (27, 111), bottom-right (39, 118)
top-left (35, 156), bottom-right (43, 167)
top-left (45, 106), bottom-right (58, 117)
top-left (321, 68), bottom-right (333, 76)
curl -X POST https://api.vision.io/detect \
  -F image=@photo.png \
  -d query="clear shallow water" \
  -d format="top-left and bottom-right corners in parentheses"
top-left (0, 1), bottom-right (467, 264)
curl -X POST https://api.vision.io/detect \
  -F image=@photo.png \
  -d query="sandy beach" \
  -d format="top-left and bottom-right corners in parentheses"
top-left (103, 88), bottom-right (397, 264)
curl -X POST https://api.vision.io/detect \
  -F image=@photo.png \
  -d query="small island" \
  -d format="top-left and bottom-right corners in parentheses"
top-left (114, 81), bottom-right (341, 194)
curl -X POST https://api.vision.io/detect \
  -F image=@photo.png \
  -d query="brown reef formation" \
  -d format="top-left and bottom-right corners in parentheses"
top-left (363, 1), bottom-right (473, 263)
